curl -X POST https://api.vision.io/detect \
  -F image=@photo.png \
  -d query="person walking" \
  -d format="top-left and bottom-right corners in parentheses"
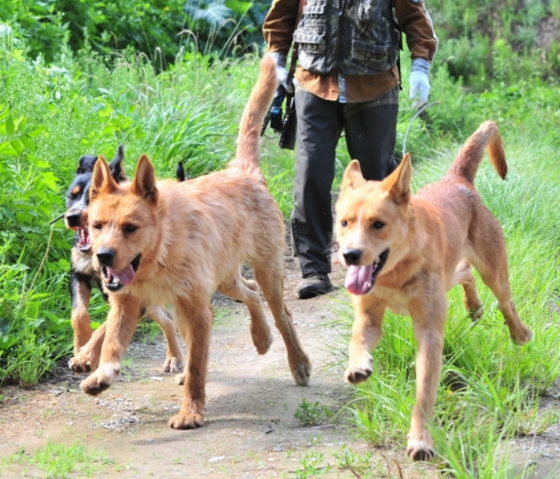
top-left (263, 0), bottom-right (438, 299)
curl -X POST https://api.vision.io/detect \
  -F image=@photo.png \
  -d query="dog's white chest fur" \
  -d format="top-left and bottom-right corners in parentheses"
top-left (372, 286), bottom-right (411, 316)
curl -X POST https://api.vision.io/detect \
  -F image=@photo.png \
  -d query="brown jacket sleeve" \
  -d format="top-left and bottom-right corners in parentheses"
top-left (263, 0), bottom-right (300, 55)
top-left (395, 0), bottom-right (438, 62)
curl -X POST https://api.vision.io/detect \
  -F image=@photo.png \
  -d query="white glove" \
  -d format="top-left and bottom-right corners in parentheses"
top-left (269, 51), bottom-right (293, 93)
top-left (409, 58), bottom-right (431, 109)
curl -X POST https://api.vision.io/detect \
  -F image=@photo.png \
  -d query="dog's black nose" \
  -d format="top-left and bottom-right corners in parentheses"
top-left (96, 248), bottom-right (116, 266)
top-left (343, 249), bottom-right (362, 266)
top-left (66, 212), bottom-right (82, 228)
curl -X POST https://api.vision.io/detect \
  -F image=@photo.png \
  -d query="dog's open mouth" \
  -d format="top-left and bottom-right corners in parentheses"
top-left (344, 249), bottom-right (390, 295)
top-left (102, 254), bottom-right (141, 291)
top-left (76, 226), bottom-right (91, 251)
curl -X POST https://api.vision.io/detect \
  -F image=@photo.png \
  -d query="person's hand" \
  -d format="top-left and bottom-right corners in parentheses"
top-left (409, 58), bottom-right (431, 109)
top-left (269, 51), bottom-right (293, 93)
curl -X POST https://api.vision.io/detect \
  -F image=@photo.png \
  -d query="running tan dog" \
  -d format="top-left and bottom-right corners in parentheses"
top-left (79, 54), bottom-right (311, 429)
top-left (334, 121), bottom-right (532, 460)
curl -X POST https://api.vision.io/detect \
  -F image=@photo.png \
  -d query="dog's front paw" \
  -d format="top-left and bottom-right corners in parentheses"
top-left (69, 350), bottom-right (99, 374)
top-left (344, 355), bottom-right (373, 384)
top-left (80, 362), bottom-right (120, 396)
top-left (406, 436), bottom-right (435, 462)
top-left (168, 413), bottom-right (204, 430)
top-left (162, 354), bottom-right (184, 373)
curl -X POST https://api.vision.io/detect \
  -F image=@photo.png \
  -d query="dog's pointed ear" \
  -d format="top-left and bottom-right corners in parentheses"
top-left (109, 145), bottom-right (126, 183)
top-left (77, 155), bottom-right (98, 174)
top-left (131, 154), bottom-right (158, 205)
top-left (341, 160), bottom-right (366, 191)
top-left (382, 153), bottom-right (412, 204)
top-left (90, 155), bottom-right (119, 201)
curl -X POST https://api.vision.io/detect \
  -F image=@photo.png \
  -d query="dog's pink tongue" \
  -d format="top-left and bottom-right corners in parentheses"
top-left (345, 264), bottom-right (373, 295)
top-left (108, 265), bottom-right (136, 285)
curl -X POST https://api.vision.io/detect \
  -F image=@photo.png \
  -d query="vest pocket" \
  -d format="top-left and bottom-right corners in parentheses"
top-left (350, 39), bottom-right (390, 63)
top-left (293, 31), bottom-right (326, 54)
top-left (302, 3), bottom-right (325, 15)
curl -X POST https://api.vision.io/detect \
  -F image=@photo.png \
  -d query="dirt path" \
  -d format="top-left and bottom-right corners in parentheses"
top-left (1, 257), bottom-right (558, 478)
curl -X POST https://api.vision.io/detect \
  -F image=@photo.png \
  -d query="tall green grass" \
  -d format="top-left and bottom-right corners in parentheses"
top-left (338, 133), bottom-right (560, 478)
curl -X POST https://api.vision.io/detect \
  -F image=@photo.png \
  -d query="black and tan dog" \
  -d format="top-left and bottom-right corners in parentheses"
top-left (335, 121), bottom-right (532, 460)
top-left (64, 147), bottom-right (184, 373)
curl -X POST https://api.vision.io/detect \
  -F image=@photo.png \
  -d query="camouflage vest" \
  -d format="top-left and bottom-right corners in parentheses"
top-left (292, 0), bottom-right (400, 76)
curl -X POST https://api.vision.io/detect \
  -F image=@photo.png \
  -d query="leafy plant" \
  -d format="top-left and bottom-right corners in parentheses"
top-left (0, 0), bottom-right (268, 66)
top-left (294, 452), bottom-right (330, 479)
top-left (294, 398), bottom-right (332, 426)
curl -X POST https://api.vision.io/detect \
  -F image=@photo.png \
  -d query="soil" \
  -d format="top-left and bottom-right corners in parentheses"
top-left (0, 256), bottom-right (558, 478)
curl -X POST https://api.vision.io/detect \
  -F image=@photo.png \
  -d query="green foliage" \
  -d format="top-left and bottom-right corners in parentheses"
top-left (1, 441), bottom-right (113, 478)
top-left (294, 452), bottom-right (330, 479)
top-left (0, 0), bottom-right (267, 65)
top-left (429, 0), bottom-right (560, 89)
top-left (294, 398), bottom-right (332, 426)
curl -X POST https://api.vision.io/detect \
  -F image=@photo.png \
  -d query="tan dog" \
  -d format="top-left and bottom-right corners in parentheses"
top-left (63, 149), bottom-right (183, 374)
top-left (334, 121), bottom-right (532, 460)
top-left (79, 54), bottom-right (311, 429)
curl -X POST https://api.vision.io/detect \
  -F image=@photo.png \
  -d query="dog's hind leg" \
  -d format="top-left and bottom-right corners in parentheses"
top-left (169, 297), bottom-right (212, 430)
top-left (452, 260), bottom-right (483, 321)
top-left (470, 213), bottom-right (532, 345)
top-left (144, 305), bottom-right (184, 373)
top-left (253, 263), bottom-right (312, 386)
top-left (218, 271), bottom-right (273, 355)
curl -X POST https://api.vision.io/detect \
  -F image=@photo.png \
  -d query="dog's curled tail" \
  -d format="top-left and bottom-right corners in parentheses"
top-left (448, 120), bottom-right (507, 184)
top-left (230, 54), bottom-right (279, 171)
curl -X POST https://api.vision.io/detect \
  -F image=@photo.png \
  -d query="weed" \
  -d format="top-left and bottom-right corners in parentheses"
top-left (2, 441), bottom-right (113, 478)
top-left (294, 398), bottom-right (332, 426)
top-left (294, 452), bottom-right (330, 479)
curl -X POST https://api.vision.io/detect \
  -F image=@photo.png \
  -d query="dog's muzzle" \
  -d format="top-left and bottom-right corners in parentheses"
top-left (100, 253), bottom-right (142, 292)
top-left (344, 248), bottom-right (390, 295)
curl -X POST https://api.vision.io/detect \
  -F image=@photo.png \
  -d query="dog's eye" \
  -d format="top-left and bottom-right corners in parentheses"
top-left (371, 221), bottom-right (385, 230)
top-left (92, 222), bottom-right (102, 230)
top-left (124, 224), bottom-right (138, 233)
top-left (340, 220), bottom-right (348, 228)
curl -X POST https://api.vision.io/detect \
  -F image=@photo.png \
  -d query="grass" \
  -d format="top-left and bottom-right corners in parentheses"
top-left (0, 441), bottom-right (114, 478)
top-left (337, 131), bottom-right (560, 478)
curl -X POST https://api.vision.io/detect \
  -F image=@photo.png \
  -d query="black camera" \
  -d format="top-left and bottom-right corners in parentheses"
top-left (269, 85), bottom-right (286, 133)
top-left (261, 84), bottom-right (297, 150)
top-left (262, 85), bottom-right (287, 136)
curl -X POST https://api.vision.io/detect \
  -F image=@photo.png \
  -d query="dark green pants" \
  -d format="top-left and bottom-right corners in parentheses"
top-left (291, 85), bottom-right (399, 277)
